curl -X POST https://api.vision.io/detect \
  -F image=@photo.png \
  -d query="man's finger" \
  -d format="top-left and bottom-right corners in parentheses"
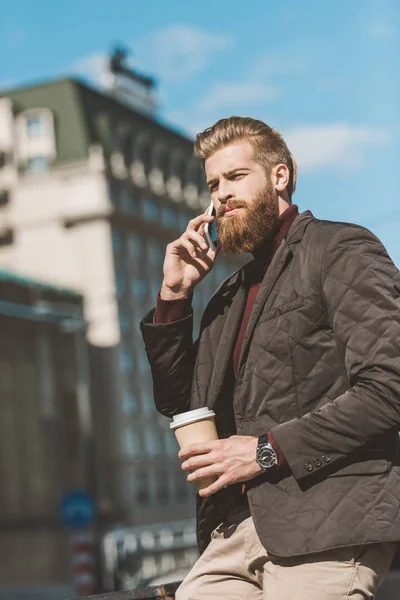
top-left (178, 441), bottom-right (218, 459)
top-left (198, 475), bottom-right (230, 497)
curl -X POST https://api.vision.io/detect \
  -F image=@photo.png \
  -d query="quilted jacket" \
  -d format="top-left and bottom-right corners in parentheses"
top-left (140, 211), bottom-right (400, 557)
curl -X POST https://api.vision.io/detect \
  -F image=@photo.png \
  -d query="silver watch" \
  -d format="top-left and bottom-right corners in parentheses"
top-left (256, 434), bottom-right (278, 470)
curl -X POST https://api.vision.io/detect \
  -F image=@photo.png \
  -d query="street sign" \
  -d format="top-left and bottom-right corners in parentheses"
top-left (61, 490), bottom-right (95, 529)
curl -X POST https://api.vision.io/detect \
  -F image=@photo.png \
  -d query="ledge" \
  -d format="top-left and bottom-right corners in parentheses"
top-left (70, 581), bottom-right (181, 600)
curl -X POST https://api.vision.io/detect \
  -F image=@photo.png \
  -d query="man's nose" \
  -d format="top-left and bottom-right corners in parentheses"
top-left (217, 181), bottom-right (234, 203)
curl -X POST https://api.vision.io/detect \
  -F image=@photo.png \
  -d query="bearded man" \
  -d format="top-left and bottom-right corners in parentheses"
top-left (140, 117), bottom-right (400, 599)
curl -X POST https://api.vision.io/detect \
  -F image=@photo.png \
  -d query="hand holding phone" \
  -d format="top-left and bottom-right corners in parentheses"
top-left (204, 200), bottom-right (218, 251)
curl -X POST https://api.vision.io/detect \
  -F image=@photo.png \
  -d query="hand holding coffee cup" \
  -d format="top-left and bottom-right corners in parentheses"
top-left (170, 408), bottom-right (218, 492)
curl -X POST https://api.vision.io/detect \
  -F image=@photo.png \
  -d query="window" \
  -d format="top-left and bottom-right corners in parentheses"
top-left (121, 186), bottom-right (139, 215)
top-left (146, 239), bottom-right (164, 269)
top-left (165, 431), bottom-right (179, 457)
top-left (112, 229), bottom-right (123, 254)
top-left (119, 347), bottom-right (134, 373)
top-left (144, 428), bottom-right (163, 457)
top-left (122, 390), bottom-right (138, 415)
top-left (119, 314), bottom-right (130, 333)
top-left (124, 429), bottom-right (142, 457)
top-left (162, 205), bottom-right (177, 229)
top-left (142, 197), bottom-right (159, 221)
top-left (26, 116), bottom-right (45, 138)
top-left (137, 468), bottom-right (150, 505)
top-left (156, 468), bottom-right (170, 503)
top-left (141, 388), bottom-right (154, 414)
top-left (115, 274), bottom-right (126, 297)
top-left (26, 156), bottom-right (49, 172)
top-left (132, 276), bottom-right (147, 301)
top-left (179, 210), bottom-right (192, 232)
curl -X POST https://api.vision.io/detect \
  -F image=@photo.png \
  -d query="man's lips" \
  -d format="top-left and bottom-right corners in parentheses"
top-left (223, 207), bottom-right (243, 217)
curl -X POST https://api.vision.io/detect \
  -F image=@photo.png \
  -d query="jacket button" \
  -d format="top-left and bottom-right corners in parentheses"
top-left (313, 458), bottom-right (322, 468)
top-left (321, 454), bottom-right (331, 463)
top-left (305, 462), bottom-right (313, 472)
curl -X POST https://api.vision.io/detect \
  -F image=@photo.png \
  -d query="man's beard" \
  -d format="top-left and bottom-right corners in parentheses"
top-left (216, 182), bottom-right (280, 254)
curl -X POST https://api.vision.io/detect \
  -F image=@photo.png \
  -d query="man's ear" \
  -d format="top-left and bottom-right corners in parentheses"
top-left (271, 163), bottom-right (290, 193)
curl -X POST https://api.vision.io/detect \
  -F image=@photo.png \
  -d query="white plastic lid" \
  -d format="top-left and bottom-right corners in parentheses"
top-left (170, 407), bottom-right (216, 430)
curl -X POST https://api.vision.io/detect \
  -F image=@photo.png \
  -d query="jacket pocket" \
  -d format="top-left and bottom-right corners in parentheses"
top-left (262, 295), bottom-right (304, 322)
top-left (327, 458), bottom-right (389, 477)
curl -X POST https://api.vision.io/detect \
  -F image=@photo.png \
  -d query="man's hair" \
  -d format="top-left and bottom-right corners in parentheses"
top-left (194, 116), bottom-right (297, 199)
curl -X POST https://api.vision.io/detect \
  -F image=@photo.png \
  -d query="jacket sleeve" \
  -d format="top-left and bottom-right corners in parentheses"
top-left (271, 225), bottom-right (400, 482)
top-left (140, 308), bottom-right (197, 418)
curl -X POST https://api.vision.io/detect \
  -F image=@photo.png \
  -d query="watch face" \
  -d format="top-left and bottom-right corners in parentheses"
top-left (257, 444), bottom-right (278, 470)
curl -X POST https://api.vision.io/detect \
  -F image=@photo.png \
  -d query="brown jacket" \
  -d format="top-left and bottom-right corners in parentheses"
top-left (141, 211), bottom-right (400, 557)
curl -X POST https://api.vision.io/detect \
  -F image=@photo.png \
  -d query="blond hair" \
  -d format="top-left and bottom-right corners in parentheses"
top-left (194, 116), bottom-right (297, 199)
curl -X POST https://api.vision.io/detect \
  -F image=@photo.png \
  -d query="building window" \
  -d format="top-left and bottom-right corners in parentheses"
top-left (142, 196), bottom-right (159, 221)
top-left (161, 205), bottom-right (177, 229)
top-left (122, 390), bottom-right (138, 415)
top-left (144, 428), bottom-right (163, 457)
top-left (137, 468), bottom-right (150, 505)
top-left (146, 239), bottom-right (164, 270)
top-left (156, 468), bottom-right (170, 503)
top-left (26, 156), bottom-right (49, 172)
top-left (165, 431), bottom-right (179, 457)
top-left (132, 276), bottom-right (147, 301)
top-left (124, 429), bottom-right (142, 457)
top-left (115, 274), bottom-right (126, 297)
top-left (118, 312), bottom-right (130, 333)
top-left (119, 347), bottom-right (134, 373)
top-left (26, 116), bottom-right (46, 138)
top-left (112, 229), bottom-right (123, 254)
top-left (141, 388), bottom-right (154, 414)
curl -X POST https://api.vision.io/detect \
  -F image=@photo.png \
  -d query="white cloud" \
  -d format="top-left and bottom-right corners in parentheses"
top-left (72, 24), bottom-right (232, 88)
top-left (366, 22), bottom-right (396, 38)
top-left (136, 24), bottom-right (232, 82)
top-left (247, 53), bottom-right (308, 80)
top-left (72, 52), bottom-right (111, 87)
top-left (198, 82), bottom-right (280, 113)
top-left (284, 124), bottom-right (392, 173)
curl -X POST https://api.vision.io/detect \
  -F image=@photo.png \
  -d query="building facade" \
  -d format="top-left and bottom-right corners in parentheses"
top-left (0, 77), bottom-right (243, 544)
top-left (0, 270), bottom-right (91, 597)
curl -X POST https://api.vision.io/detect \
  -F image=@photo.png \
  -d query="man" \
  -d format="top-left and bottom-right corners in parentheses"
top-left (140, 117), bottom-right (400, 599)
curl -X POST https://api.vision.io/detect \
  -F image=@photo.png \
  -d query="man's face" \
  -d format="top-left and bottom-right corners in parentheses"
top-left (205, 141), bottom-right (279, 254)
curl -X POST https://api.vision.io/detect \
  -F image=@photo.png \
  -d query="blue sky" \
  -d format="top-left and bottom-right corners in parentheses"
top-left (1, 0), bottom-right (400, 261)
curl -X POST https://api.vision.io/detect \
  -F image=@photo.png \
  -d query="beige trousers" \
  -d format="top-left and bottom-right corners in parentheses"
top-left (176, 517), bottom-right (395, 600)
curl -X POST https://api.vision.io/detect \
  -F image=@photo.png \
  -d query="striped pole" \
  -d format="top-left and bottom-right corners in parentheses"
top-left (70, 529), bottom-right (97, 596)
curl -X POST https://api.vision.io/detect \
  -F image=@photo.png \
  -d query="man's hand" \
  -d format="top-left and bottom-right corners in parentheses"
top-left (160, 212), bottom-right (218, 300)
top-left (179, 435), bottom-right (264, 497)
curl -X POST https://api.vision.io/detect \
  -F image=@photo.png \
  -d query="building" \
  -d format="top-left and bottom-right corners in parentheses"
top-left (0, 269), bottom-right (91, 598)
top-left (0, 60), bottom-right (243, 555)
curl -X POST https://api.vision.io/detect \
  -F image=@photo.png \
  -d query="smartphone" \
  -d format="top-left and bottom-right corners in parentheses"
top-left (204, 200), bottom-right (218, 251)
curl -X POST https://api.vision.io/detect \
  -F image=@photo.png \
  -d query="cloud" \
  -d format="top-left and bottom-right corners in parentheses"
top-left (284, 124), bottom-right (392, 173)
top-left (366, 22), bottom-right (396, 38)
top-left (136, 24), bottom-right (232, 82)
top-left (198, 82), bottom-right (280, 113)
top-left (72, 24), bottom-right (232, 88)
top-left (247, 53), bottom-right (309, 80)
top-left (72, 52), bottom-right (111, 87)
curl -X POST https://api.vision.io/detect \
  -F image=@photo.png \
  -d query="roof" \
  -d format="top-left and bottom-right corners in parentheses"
top-left (0, 269), bottom-right (82, 298)
top-left (1, 76), bottom-right (194, 166)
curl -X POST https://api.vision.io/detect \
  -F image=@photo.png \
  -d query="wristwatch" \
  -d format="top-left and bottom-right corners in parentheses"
top-left (256, 434), bottom-right (279, 470)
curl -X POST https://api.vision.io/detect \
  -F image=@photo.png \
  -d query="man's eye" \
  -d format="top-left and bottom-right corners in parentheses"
top-left (233, 173), bottom-right (245, 179)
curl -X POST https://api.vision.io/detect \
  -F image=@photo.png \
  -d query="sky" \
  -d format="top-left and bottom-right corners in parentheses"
top-left (1, 0), bottom-right (400, 262)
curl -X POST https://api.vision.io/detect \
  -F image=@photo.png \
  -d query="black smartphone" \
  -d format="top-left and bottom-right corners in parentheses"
top-left (204, 200), bottom-right (218, 251)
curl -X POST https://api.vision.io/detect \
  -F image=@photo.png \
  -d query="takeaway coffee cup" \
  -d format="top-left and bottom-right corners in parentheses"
top-left (170, 408), bottom-right (218, 491)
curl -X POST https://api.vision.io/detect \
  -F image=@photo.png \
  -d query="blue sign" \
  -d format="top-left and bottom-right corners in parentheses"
top-left (61, 490), bottom-right (95, 529)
